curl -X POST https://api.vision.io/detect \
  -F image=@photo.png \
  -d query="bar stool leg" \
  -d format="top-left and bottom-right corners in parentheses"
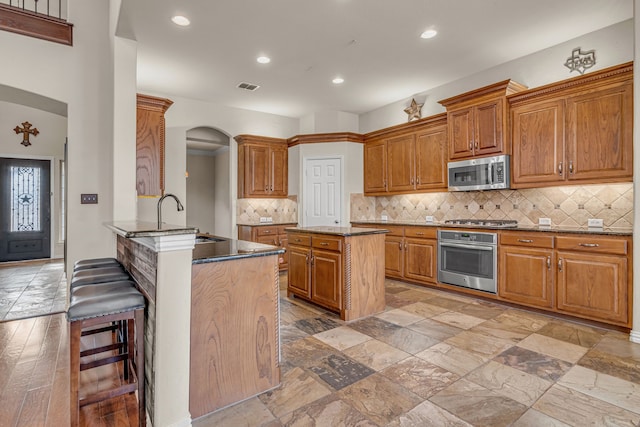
top-left (69, 320), bottom-right (82, 427)
top-left (135, 307), bottom-right (146, 427)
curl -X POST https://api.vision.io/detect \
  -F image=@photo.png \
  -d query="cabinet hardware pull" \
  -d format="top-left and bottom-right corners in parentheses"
top-left (264, 230), bottom-right (271, 233)
top-left (383, 179), bottom-right (387, 188)
top-left (404, 242), bottom-right (407, 250)
top-left (517, 239), bottom-right (533, 243)
top-left (558, 162), bottom-right (563, 175)
top-left (311, 255), bottom-right (314, 265)
top-left (416, 176), bottom-right (420, 184)
top-left (474, 142), bottom-right (478, 149)
top-left (558, 258), bottom-right (563, 271)
top-left (569, 161), bottom-right (574, 174)
top-left (547, 256), bottom-right (551, 269)
top-left (579, 243), bottom-right (599, 248)
top-left (398, 242), bottom-right (402, 249)
top-left (468, 141), bottom-right (473, 150)
top-left (416, 232), bottom-right (424, 235)
top-left (320, 242), bottom-right (329, 246)
top-left (295, 238), bottom-right (301, 242)
top-left (411, 178), bottom-right (414, 185)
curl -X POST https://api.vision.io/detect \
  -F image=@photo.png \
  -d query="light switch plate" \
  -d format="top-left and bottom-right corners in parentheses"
top-left (588, 218), bottom-right (604, 227)
top-left (81, 193), bottom-right (98, 204)
top-left (381, 215), bottom-right (388, 221)
top-left (538, 217), bottom-right (551, 226)
top-left (425, 216), bottom-right (434, 223)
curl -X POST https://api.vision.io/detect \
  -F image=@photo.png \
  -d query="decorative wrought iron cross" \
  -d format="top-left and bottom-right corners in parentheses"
top-left (14, 121), bottom-right (39, 147)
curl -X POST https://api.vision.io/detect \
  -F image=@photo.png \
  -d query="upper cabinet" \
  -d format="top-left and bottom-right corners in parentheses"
top-left (136, 94), bottom-right (173, 197)
top-left (363, 114), bottom-right (448, 196)
top-left (439, 80), bottom-right (527, 160)
top-left (509, 62), bottom-right (633, 188)
top-left (236, 135), bottom-right (288, 198)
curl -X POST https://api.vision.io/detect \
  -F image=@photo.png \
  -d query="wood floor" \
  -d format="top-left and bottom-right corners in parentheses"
top-left (0, 313), bottom-right (139, 427)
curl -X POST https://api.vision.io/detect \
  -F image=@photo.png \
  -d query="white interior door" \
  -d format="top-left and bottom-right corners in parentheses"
top-left (304, 157), bottom-right (341, 227)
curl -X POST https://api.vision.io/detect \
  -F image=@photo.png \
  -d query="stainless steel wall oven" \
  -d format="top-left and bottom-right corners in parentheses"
top-left (437, 230), bottom-right (497, 294)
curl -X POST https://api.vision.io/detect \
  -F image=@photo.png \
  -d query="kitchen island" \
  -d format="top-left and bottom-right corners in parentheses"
top-left (286, 226), bottom-right (387, 321)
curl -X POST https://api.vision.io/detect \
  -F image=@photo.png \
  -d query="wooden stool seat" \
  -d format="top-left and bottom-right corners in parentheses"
top-left (70, 267), bottom-right (131, 290)
top-left (67, 276), bottom-right (145, 427)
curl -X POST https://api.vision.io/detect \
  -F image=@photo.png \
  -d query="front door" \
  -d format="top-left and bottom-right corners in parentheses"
top-left (0, 157), bottom-right (51, 261)
top-left (304, 157), bottom-right (341, 227)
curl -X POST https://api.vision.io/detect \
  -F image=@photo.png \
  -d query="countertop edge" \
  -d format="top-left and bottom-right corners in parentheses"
top-left (285, 226), bottom-right (389, 237)
top-left (192, 248), bottom-right (285, 264)
top-left (105, 221), bottom-right (199, 238)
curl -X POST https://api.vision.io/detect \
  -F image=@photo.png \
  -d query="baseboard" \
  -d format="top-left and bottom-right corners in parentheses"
top-left (630, 330), bottom-right (640, 344)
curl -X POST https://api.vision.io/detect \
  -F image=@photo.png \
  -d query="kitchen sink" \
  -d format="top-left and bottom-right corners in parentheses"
top-left (195, 236), bottom-right (226, 243)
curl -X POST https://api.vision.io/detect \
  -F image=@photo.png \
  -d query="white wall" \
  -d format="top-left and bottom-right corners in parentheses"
top-left (186, 153), bottom-right (216, 234)
top-left (0, 101), bottom-right (66, 258)
top-left (360, 19), bottom-right (634, 133)
top-left (631, 0), bottom-right (639, 343)
top-left (213, 148), bottom-right (232, 237)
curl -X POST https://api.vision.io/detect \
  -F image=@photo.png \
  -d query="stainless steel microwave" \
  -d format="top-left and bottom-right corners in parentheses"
top-left (447, 155), bottom-right (510, 191)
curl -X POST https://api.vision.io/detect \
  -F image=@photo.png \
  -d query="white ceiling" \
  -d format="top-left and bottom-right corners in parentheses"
top-left (123, 0), bottom-right (633, 119)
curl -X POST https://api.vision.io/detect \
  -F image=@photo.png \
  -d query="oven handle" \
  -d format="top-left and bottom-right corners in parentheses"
top-left (439, 242), bottom-right (494, 251)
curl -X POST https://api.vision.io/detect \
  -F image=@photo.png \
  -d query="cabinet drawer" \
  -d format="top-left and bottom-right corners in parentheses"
top-left (378, 225), bottom-right (404, 237)
top-left (288, 233), bottom-right (311, 246)
top-left (556, 236), bottom-right (627, 255)
top-left (277, 225), bottom-right (293, 235)
top-left (500, 233), bottom-right (554, 248)
top-left (312, 236), bottom-right (343, 252)
top-left (256, 226), bottom-right (279, 237)
top-left (404, 227), bottom-right (437, 239)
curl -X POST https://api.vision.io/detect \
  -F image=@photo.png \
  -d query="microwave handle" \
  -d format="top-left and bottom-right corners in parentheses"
top-left (488, 163), bottom-right (493, 185)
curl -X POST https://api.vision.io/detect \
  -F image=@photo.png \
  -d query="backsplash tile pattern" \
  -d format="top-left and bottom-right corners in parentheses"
top-left (351, 183), bottom-right (633, 228)
top-left (237, 196), bottom-right (298, 224)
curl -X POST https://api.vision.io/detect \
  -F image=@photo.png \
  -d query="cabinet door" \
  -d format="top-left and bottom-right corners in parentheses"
top-left (499, 246), bottom-right (553, 308)
top-left (270, 146), bottom-right (288, 197)
top-left (311, 249), bottom-right (342, 310)
top-left (288, 245), bottom-right (311, 298)
top-left (257, 235), bottom-right (278, 246)
top-left (511, 99), bottom-right (565, 187)
top-left (364, 140), bottom-right (387, 194)
top-left (565, 81), bottom-right (633, 182)
top-left (404, 238), bottom-right (437, 284)
top-left (415, 124), bottom-right (447, 190)
top-left (384, 236), bottom-right (404, 279)
top-left (448, 107), bottom-right (474, 160)
top-left (244, 145), bottom-right (270, 197)
top-left (387, 134), bottom-right (415, 192)
top-left (474, 98), bottom-right (504, 156)
top-left (556, 251), bottom-right (628, 325)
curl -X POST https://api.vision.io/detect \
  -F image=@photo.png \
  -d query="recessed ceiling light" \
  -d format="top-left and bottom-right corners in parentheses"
top-left (332, 77), bottom-right (344, 84)
top-left (257, 56), bottom-right (271, 64)
top-left (420, 29), bottom-right (437, 39)
top-left (171, 15), bottom-right (191, 26)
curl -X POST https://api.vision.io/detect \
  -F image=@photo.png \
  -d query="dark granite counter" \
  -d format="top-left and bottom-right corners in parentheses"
top-left (285, 226), bottom-right (389, 236)
top-left (192, 236), bottom-right (284, 264)
top-left (105, 221), bottom-right (199, 238)
top-left (350, 220), bottom-right (632, 236)
top-left (236, 222), bottom-right (297, 227)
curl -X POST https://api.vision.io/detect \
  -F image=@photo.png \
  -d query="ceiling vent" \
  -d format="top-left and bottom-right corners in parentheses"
top-left (237, 82), bottom-right (260, 91)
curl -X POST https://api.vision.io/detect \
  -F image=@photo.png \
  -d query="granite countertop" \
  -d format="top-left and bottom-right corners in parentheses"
top-left (285, 226), bottom-right (389, 236)
top-left (105, 221), bottom-right (199, 238)
top-left (237, 222), bottom-right (298, 227)
top-left (350, 220), bottom-right (632, 236)
top-left (192, 236), bottom-right (284, 264)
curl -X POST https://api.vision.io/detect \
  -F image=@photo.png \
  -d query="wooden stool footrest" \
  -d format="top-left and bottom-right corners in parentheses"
top-left (80, 342), bottom-right (123, 358)
top-left (81, 353), bottom-right (128, 371)
top-left (79, 382), bottom-right (137, 407)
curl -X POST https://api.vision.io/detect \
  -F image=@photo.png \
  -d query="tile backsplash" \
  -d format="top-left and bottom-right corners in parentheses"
top-left (237, 197), bottom-right (298, 224)
top-left (351, 183), bottom-right (633, 228)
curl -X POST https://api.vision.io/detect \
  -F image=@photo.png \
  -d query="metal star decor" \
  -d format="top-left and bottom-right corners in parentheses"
top-left (404, 98), bottom-right (423, 122)
top-left (13, 121), bottom-right (39, 147)
top-left (564, 47), bottom-right (596, 75)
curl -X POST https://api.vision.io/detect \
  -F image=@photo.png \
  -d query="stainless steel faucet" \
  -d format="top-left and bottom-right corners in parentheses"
top-left (157, 193), bottom-right (184, 228)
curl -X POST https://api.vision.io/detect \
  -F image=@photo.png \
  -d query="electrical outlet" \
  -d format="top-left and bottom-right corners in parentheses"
top-left (259, 217), bottom-right (268, 223)
top-left (81, 193), bottom-right (98, 204)
top-left (266, 217), bottom-right (273, 223)
top-left (381, 215), bottom-right (388, 221)
top-left (538, 217), bottom-right (551, 226)
top-left (425, 216), bottom-right (434, 223)
top-left (588, 218), bottom-right (604, 228)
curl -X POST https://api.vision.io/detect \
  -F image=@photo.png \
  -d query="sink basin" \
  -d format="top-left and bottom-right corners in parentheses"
top-left (195, 236), bottom-right (226, 243)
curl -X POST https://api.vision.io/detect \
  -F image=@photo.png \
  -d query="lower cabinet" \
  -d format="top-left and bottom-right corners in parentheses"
top-left (287, 230), bottom-right (386, 321)
top-left (237, 223), bottom-right (295, 270)
top-left (499, 232), bottom-right (631, 327)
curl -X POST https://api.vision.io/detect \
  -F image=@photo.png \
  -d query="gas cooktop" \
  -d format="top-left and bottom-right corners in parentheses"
top-left (444, 219), bottom-right (518, 228)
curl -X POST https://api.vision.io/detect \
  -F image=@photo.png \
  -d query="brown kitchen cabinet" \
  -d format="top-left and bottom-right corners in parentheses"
top-left (439, 80), bottom-right (526, 161)
top-left (498, 233), bottom-right (555, 309)
top-left (363, 114), bottom-right (448, 195)
top-left (509, 62), bottom-right (633, 188)
top-left (236, 135), bottom-right (288, 198)
top-left (136, 94), bottom-right (173, 197)
top-left (287, 228), bottom-right (386, 321)
top-left (237, 223), bottom-right (295, 270)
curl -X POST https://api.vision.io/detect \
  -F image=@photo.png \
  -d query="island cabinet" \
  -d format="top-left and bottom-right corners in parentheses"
top-left (287, 227), bottom-right (386, 321)
top-left (438, 79), bottom-right (526, 160)
top-left (136, 94), bottom-right (173, 197)
top-left (363, 114), bottom-right (448, 195)
top-left (237, 223), bottom-right (296, 270)
top-left (509, 62), bottom-right (633, 188)
top-left (498, 231), bottom-right (632, 328)
top-left (235, 134), bottom-right (288, 198)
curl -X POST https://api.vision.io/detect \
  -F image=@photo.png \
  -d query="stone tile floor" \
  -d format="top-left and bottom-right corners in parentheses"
top-left (195, 275), bottom-right (640, 427)
top-left (0, 259), bottom-right (67, 321)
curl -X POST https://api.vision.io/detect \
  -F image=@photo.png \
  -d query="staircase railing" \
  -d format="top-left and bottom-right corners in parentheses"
top-left (0, 0), bottom-right (72, 45)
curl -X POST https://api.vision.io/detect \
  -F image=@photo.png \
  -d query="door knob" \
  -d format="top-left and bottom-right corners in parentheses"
top-left (334, 220), bottom-right (339, 224)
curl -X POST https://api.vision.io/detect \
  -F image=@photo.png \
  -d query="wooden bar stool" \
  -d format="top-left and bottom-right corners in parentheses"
top-left (67, 284), bottom-right (146, 427)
